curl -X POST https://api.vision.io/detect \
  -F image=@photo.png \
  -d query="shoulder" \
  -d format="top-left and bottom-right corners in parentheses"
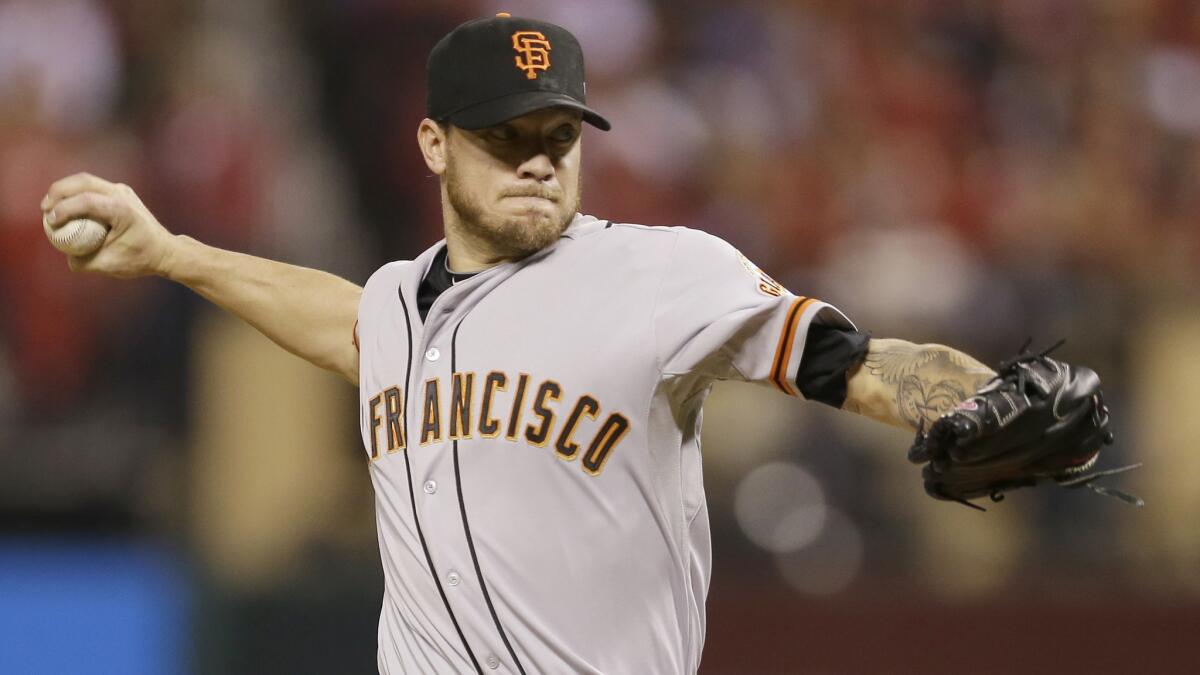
top-left (567, 221), bottom-right (753, 290)
top-left (363, 260), bottom-right (411, 293)
top-left (663, 225), bottom-right (739, 258)
top-left (359, 259), bottom-right (413, 317)
top-left (613, 222), bottom-right (734, 251)
top-left (554, 216), bottom-right (676, 266)
top-left (574, 222), bottom-right (763, 306)
top-left (573, 218), bottom-right (732, 260)
top-left (583, 220), bottom-right (698, 241)
top-left (622, 224), bottom-right (744, 273)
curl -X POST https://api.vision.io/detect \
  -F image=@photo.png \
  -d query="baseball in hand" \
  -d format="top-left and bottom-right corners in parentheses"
top-left (43, 214), bottom-right (110, 256)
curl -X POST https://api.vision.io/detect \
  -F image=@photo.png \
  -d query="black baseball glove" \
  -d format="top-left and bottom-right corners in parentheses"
top-left (908, 341), bottom-right (1141, 510)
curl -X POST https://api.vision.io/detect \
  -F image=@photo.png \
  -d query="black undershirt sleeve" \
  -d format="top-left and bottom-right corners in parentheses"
top-left (794, 323), bottom-right (871, 409)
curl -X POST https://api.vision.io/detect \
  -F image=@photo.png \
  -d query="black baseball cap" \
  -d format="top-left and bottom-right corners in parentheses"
top-left (426, 13), bottom-right (611, 131)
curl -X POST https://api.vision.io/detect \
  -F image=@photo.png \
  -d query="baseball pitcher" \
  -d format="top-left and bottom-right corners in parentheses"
top-left (40, 14), bottom-right (1135, 675)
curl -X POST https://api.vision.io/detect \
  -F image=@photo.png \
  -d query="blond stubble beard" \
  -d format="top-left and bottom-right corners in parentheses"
top-left (444, 157), bottom-right (581, 260)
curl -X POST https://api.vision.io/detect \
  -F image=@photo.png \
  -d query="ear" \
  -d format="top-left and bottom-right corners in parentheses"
top-left (417, 118), bottom-right (448, 175)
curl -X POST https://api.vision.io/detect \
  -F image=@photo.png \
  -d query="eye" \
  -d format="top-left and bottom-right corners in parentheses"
top-left (550, 124), bottom-right (579, 144)
top-left (488, 125), bottom-right (518, 142)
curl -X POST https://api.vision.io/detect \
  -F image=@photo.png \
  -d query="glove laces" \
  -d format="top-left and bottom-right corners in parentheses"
top-left (1056, 463), bottom-right (1145, 507)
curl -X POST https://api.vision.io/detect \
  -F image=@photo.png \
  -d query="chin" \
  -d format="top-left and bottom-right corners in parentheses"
top-left (490, 209), bottom-right (571, 256)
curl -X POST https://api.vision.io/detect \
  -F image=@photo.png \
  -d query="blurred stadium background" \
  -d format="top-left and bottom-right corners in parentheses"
top-left (2, 0), bottom-right (1199, 673)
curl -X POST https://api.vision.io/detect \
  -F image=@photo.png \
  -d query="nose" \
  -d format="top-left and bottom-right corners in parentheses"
top-left (516, 152), bottom-right (555, 182)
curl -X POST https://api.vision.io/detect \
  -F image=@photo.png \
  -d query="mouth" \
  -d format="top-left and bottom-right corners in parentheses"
top-left (502, 189), bottom-right (560, 203)
top-left (506, 194), bottom-right (556, 205)
top-left (502, 195), bottom-right (560, 214)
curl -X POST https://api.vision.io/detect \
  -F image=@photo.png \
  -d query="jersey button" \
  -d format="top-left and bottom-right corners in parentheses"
top-left (423, 480), bottom-right (437, 494)
top-left (446, 570), bottom-right (460, 587)
top-left (425, 347), bottom-right (440, 362)
top-left (485, 655), bottom-right (500, 670)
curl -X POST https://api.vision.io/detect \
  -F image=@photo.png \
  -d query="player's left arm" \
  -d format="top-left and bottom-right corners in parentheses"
top-left (650, 229), bottom-right (995, 432)
top-left (841, 338), bottom-right (996, 432)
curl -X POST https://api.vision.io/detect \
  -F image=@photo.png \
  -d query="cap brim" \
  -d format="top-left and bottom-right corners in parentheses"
top-left (446, 91), bottom-right (611, 131)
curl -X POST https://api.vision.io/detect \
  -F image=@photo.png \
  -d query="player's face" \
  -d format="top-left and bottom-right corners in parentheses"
top-left (442, 108), bottom-right (583, 258)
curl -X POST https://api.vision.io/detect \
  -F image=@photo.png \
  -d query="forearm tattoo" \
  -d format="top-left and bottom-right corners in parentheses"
top-left (862, 342), bottom-right (995, 429)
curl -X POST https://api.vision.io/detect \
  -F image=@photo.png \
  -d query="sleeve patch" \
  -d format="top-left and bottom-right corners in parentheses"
top-left (735, 251), bottom-right (785, 298)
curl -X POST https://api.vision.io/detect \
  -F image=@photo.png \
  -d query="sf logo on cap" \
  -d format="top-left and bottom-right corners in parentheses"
top-left (512, 31), bottom-right (551, 79)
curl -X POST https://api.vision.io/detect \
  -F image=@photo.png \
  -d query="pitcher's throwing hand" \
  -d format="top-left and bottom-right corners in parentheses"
top-left (42, 172), bottom-right (176, 279)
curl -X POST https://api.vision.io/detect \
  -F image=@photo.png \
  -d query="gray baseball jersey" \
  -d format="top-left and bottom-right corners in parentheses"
top-left (356, 213), bottom-right (854, 674)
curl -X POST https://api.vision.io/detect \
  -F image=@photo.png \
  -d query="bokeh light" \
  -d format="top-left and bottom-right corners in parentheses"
top-left (774, 508), bottom-right (865, 597)
top-left (734, 461), bottom-right (827, 554)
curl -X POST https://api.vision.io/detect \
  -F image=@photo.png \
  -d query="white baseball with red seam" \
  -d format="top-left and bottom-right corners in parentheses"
top-left (43, 213), bottom-right (110, 256)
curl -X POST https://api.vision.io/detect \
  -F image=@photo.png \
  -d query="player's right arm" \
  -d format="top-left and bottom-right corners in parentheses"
top-left (42, 173), bottom-right (362, 386)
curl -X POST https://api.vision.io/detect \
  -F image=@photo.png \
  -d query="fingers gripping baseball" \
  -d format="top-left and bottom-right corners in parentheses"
top-left (50, 192), bottom-right (121, 227)
top-left (42, 174), bottom-right (174, 279)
